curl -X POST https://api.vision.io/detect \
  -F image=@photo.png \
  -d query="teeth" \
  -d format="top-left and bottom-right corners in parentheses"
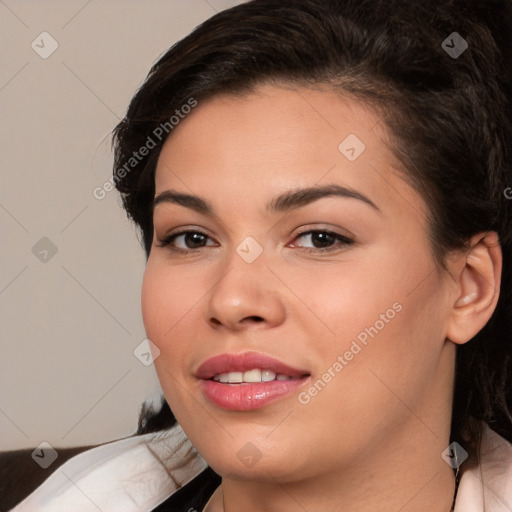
top-left (261, 370), bottom-right (277, 382)
top-left (212, 368), bottom-right (290, 383)
top-left (243, 369), bottom-right (262, 382)
top-left (227, 372), bottom-right (243, 383)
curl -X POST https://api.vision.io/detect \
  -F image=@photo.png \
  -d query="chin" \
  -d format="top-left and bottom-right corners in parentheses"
top-left (197, 431), bottom-right (314, 482)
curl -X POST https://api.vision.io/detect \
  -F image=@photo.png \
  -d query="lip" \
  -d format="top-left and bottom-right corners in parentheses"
top-left (196, 352), bottom-right (311, 411)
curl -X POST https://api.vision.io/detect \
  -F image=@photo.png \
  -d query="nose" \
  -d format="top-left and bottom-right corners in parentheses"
top-left (204, 257), bottom-right (286, 332)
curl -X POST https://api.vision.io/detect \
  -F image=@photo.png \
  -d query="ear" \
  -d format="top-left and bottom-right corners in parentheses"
top-left (446, 232), bottom-right (502, 344)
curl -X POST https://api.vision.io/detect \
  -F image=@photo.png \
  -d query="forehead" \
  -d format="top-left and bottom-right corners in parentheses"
top-left (154, 84), bottom-right (426, 222)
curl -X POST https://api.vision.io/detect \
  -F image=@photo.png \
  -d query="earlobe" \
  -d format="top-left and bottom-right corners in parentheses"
top-left (446, 232), bottom-right (502, 345)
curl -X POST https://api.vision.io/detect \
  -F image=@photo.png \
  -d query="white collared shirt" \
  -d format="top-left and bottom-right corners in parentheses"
top-left (10, 423), bottom-right (512, 511)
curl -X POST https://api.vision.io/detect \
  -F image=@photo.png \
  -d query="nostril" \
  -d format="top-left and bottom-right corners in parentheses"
top-left (209, 315), bottom-right (264, 327)
top-left (245, 316), bottom-right (264, 322)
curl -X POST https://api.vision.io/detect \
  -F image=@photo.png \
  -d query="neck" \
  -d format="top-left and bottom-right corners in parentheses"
top-left (206, 419), bottom-right (456, 512)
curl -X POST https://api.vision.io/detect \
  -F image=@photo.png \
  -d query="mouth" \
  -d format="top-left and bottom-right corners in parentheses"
top-left (196, 352), bottom-right (311, 411)
top-left (211, 368), bottom-right (304, 383)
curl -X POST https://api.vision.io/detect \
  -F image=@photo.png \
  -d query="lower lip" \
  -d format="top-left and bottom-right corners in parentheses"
top-left (200, 377), bottom-right (310, 411)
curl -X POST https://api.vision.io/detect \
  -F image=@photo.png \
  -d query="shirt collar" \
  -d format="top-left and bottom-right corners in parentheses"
top-left (11, 423), bottom-right (512, 511)
top-left (11, 424), bottom-right (207, 512)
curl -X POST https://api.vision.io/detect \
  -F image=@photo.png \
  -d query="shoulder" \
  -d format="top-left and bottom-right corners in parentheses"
top-left (3, 424), bottom-right (208, 512)
top-left (0, 444), bottom-right (98, 512)
top-left (455, 424), bottom-right (512, 511)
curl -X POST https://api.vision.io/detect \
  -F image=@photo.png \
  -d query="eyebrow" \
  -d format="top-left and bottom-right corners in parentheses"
top-left (153, 184), bottom-right (380, 215)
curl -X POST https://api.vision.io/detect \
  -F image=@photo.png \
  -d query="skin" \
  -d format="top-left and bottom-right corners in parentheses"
top-left (141, 84), bottom-right (501, 511)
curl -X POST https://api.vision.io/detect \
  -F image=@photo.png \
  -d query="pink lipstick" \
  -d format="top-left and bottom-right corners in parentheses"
top-left (196, 352), bottom-right (311, 411)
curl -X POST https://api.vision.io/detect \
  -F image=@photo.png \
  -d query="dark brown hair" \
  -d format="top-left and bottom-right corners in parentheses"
top-left (112, 0), bottom-right (512, 449)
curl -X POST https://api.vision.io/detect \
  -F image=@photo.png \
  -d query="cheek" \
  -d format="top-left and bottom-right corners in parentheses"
top-left (141, 264), bottom-right (170, 343)
top-left (333, 262), bottom-right (446, 398)
top-left (141, 260), bottom-right (202, 346)
top-left (281, 256), bottom-right (403, 348)
top-left (290, 270), bottom-right (447, 452)
top-left (295, 241), bottom-right (446, 375)
top-left (141, 262), bottom-right (196, 409)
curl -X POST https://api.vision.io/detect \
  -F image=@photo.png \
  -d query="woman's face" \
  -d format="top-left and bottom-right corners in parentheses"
top-left (142, 84), bottom-right (456, 481)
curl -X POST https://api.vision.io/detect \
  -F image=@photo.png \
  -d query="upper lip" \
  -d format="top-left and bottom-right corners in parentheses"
top-left (196, 351), bottom-right (310, 379)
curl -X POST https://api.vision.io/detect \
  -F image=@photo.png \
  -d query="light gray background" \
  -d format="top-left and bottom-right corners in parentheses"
top-left (1, 0), bottom-right (246, 451)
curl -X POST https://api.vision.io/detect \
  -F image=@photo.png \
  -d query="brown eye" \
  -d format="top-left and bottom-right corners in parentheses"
top-left (306, 232), bottom-right (336, 248)
top-left (291, 230), bottom-right (353, 251)
top-left (157, 230), bottom-right (215, 250)
top-left (179, 232), bottom-right (209, 248)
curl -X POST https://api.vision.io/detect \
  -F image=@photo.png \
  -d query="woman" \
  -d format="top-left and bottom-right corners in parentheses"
top-left (3, 0), bottom-right (511, 510)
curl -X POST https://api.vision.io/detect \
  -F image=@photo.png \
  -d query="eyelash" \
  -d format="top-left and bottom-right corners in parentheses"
top-left (290, 229), bottom-right (354, 253)
top-left (156, 230), bottom-right (214, 253)
top-left (156, 228), bottom-right (354, 254)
